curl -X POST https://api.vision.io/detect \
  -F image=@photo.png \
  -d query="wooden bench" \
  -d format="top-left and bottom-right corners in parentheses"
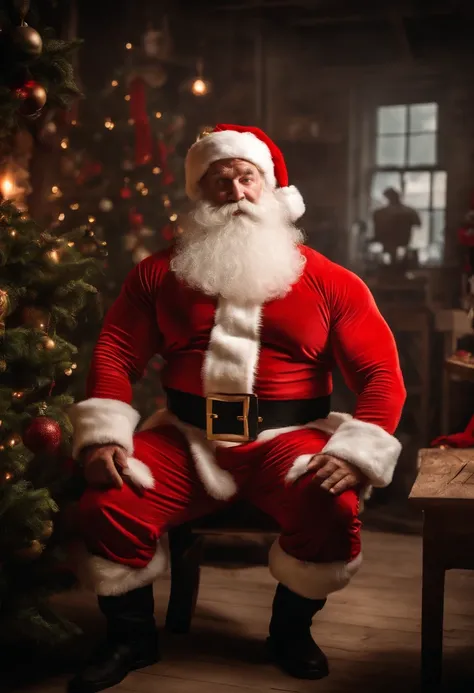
top-left (409, 447), bottom-right (474, 692)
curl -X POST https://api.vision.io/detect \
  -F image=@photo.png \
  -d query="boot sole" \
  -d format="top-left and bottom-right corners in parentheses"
top-left (68, 654), bottom-right (160, 693)
top-left (266, 638), bottom-right (329, 680)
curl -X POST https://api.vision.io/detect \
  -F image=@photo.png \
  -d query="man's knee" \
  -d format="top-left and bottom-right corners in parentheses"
top-left (330, 488), bottom-right (360, 524)
top-left (78, 486), bottom-right (158, 568)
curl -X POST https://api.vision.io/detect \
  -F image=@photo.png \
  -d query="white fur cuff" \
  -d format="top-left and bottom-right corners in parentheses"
top-left (322, 418), bottom-right (401, 487)
top-left (73, 542), bottom-right (168, 596)
top-left (68, 397), bottom-right (140, 460)
top-left (269, 540), bottom-right (362, 599)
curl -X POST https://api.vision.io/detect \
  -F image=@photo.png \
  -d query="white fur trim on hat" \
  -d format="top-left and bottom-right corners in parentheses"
top-left (185, 130), bottom-right (276, 199)
top-left (274, 185), bottom-right (306, 222)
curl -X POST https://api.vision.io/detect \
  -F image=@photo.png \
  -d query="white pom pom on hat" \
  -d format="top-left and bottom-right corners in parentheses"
top-left (185, 123), bottom-right (306, 222)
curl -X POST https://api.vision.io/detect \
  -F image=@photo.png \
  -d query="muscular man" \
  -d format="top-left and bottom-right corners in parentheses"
top-left (68, 124), bottom-right (406, 692)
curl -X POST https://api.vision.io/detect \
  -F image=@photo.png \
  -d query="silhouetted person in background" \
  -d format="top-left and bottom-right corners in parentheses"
top-left (373, 187), bottom-right (421, 263)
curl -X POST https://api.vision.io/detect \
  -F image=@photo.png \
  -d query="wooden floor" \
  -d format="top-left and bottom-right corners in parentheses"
top-left (10, 529), bottom-right (474, 692)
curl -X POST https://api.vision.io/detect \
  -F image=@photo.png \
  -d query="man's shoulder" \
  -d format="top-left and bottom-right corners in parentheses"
top-left (125, 247), bottom-right (174, 292)
top-left (301, 245), bottom-right (355, 278)
top-left (300, 245), bottom-right (369, 293)
top-left (135, 247), bottom-right (173, 277)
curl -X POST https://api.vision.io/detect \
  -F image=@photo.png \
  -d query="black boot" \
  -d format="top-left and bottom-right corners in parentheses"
top-left (68, 584), bottom-right (160, 693)
top-left (267, 583), bottom-right (329, 680)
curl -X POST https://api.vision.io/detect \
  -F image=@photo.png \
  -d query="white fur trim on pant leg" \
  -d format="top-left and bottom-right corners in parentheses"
top-left (122, 457), bottom-right (154, 490)
top-left (322, 419), bottom-right (401, 488)
top-left (73, 541), bottom-right (168, 596)
top-left (269, 540), bottom-right (362, 600)
top-left (68, 398), bottom-right (140, 459)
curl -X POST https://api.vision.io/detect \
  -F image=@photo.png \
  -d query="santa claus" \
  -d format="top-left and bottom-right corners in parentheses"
top-left (67, 123), bottom-right (406, 692)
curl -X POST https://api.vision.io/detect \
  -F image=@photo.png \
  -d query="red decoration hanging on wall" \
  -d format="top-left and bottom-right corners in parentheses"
top-left (129, 78), bottom-right (153, 166)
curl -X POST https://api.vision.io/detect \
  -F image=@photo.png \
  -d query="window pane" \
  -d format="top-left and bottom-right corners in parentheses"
top-left (410, 210), bottom-right (430, 249)
top-left (377, 106), bottom-right (406, 135)
top-left (408, 133), bottom-right (436, 165)
top-left (409, 103), bottom-right (437, 133)
top-left (432, 210), bottom-right (445, 244)
top-left (377, 135), bottom-right (406, 166)
top-left (432, 171), bottom-right (447, 209)
top-left (404, 171), bottom-right (430, 208)
top-left (370, 171), bottom-right (402, 210)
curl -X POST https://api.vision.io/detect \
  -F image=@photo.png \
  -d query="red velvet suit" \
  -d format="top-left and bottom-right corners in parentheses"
top-left (71, 245), bottom-right (406, 599)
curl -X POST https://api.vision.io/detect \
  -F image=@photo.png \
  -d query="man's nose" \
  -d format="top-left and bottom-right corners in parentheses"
top-left (228, 181), bottom-right (244, 202)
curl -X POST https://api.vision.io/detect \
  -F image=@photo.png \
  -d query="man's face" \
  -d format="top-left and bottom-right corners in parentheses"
top-left (200, 158), bottom-right (264, 206)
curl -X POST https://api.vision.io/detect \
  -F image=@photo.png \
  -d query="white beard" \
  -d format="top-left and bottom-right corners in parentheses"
top-left (171, 190), bottom-right (306, 304)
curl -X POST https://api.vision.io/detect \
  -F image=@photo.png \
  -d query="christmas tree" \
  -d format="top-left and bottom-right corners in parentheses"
top-left (49, 22), bottom-right (188, 418)
top-left (0, 2), bottom-right (98, 649)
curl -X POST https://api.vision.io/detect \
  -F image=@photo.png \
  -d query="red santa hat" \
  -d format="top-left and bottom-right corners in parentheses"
top-left (185, 123), bottom-right (306, 222)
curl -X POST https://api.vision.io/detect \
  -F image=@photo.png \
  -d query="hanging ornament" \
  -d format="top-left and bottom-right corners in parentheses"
top-left (23, 414), bottom-right (61, 455)
top-left (14, 80), bottom-right (47, 118)
top-left (14, 540), bottom-right (44, 561)
top-left (161, 224), bottom-right (175, 242)
top-left (99, 198), bottom-right (113, 213)
top-left (120, 185), bottom-right (132, 199)
top-left (129, 210), bottom-right (144, 230)
top-left (11, 24), bottom-right (43, 57)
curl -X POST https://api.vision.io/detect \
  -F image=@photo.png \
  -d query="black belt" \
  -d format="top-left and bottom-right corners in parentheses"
top-left (165, 388), bottom-right (331, 443)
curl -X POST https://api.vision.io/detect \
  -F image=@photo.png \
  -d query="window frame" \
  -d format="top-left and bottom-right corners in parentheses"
top-left (368, 101), bottom-right (446, 259)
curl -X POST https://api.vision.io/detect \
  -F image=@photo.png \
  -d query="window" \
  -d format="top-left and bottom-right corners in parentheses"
top-left (370, 102), bottom-right (446, 263)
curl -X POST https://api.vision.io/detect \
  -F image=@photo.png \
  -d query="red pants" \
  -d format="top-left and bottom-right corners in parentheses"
top-left (78, 425), bottom-right (362, 599)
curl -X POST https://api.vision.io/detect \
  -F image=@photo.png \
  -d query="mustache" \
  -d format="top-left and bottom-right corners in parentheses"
top-left (183, 197), bottom-right (265, 230)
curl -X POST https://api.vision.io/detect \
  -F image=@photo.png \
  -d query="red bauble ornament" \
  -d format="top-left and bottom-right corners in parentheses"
top-left (23, 416), bottom-right (62, 455)
top-left (14, 80), bottom-right (47, 117)
top-left (120, 187), bottom-right (132, 199)
top-left (129, 211), bottom-right (144, 230)
top-left (161, 224), bottom-right (175, 241)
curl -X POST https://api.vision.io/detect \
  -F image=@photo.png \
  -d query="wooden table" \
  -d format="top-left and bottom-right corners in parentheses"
top-left (409, 447), bottom-right (474, 691)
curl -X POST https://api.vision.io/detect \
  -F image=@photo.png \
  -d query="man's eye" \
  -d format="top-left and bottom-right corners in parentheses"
top-left (241, 177), bottom-right (252, 184)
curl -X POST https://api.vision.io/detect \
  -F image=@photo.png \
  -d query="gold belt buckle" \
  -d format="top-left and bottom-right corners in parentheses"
top-left (206, 393), bottom-right (251, 443)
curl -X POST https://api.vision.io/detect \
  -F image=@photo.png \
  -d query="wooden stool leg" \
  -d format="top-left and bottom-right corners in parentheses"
top-left (421, 512), bottom-right (445, 692)
top-left (165, 525), bottom-right (204, 634)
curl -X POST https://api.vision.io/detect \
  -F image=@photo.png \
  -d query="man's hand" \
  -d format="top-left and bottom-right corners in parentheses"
top-left (307, 454), bottom-right (366, 495)
top-left (81, 444), bottom-right (128, 489)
